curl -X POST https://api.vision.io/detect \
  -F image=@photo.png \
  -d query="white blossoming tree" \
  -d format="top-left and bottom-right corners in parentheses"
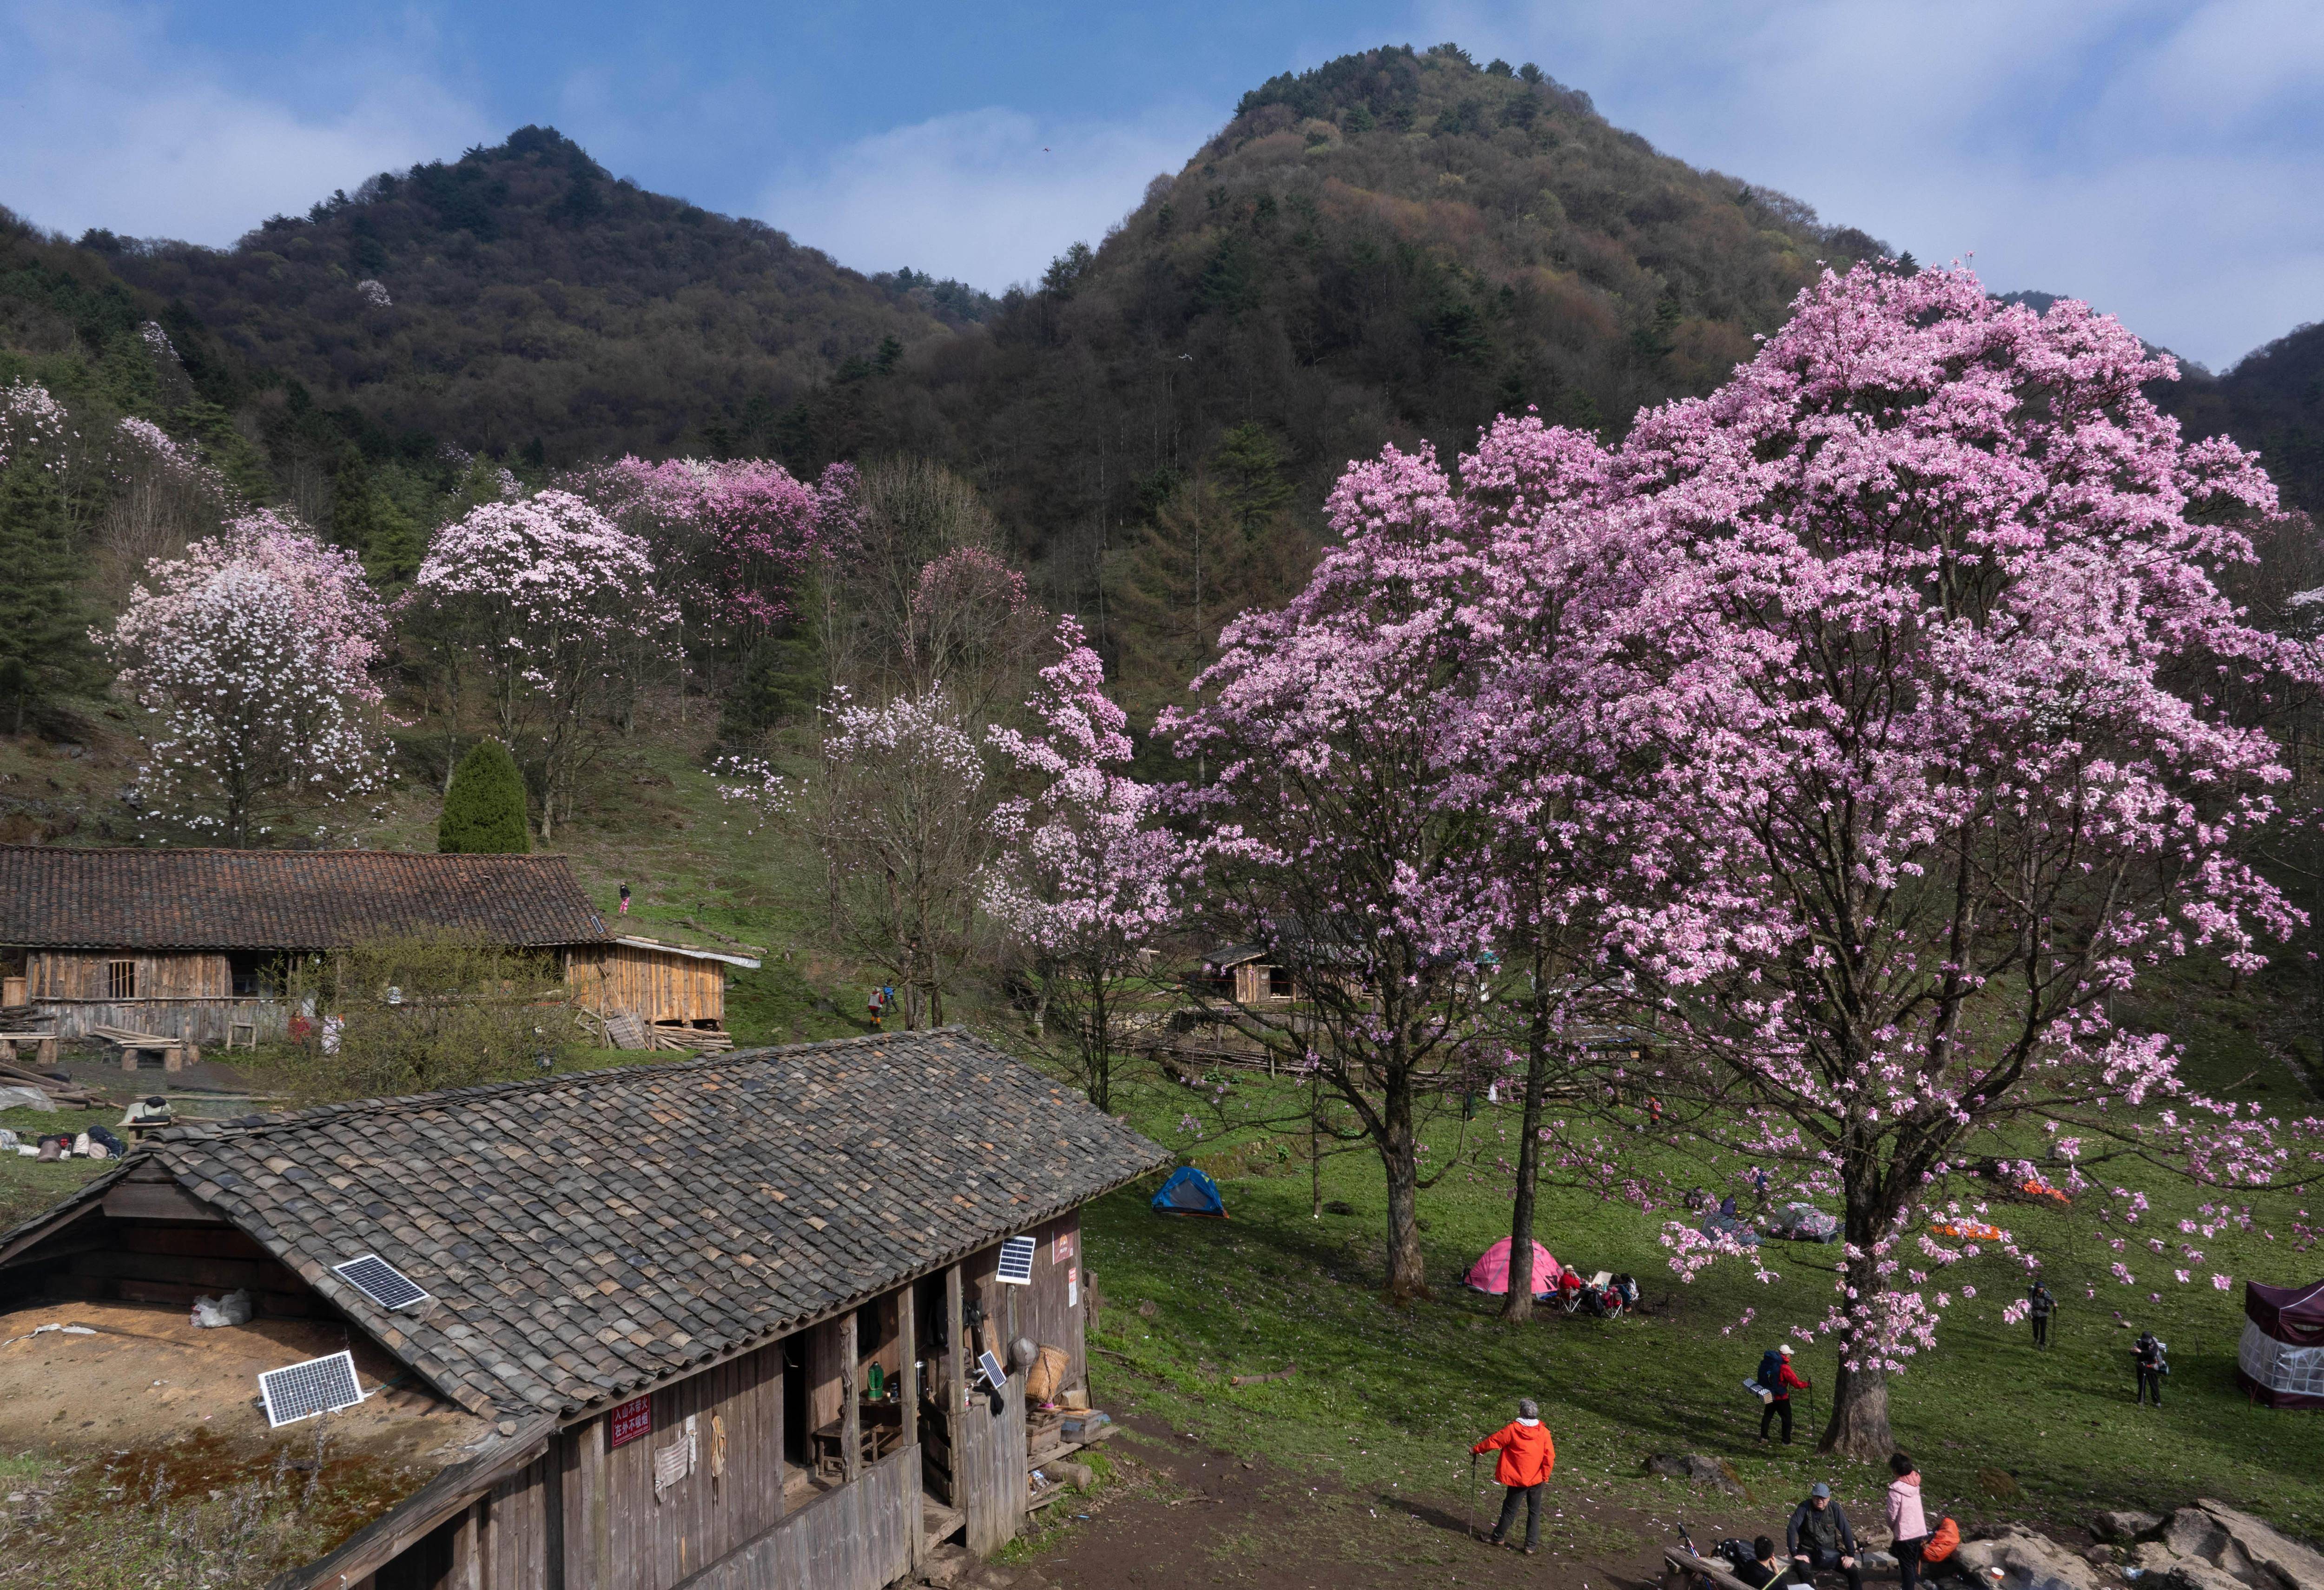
top-left (103, 511), bottom-right (390, 846)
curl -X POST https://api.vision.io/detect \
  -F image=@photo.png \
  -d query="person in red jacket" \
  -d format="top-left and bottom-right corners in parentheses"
top-left (1761, 1344), bottom-right (1810, 1444)
top-left (1471, 1398), bottom-right (1557, 1553)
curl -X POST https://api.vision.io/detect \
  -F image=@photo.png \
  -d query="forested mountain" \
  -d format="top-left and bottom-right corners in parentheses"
top-left (90, 126), bottom-right (971, 466)
top-left (4, 43), bottom-right (2314, 735)
top-left (2162, 321), bottom-right (2324, 517)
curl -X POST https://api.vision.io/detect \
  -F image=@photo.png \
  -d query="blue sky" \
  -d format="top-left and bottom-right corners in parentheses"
top-left (3, 0), bottom-right (2317, 371)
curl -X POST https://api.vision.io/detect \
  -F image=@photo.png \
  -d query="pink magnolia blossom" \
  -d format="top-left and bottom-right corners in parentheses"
top-left (984, 619), bottom-right (1180, 1110)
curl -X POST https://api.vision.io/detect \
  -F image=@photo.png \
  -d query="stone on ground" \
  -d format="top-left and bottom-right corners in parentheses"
top-left (2196, 1499), bottom-right (2324, 1590)
top-left (1953, 1523), bottom-right (2107, 1590)
top-left (2093, 1510), bottom-right (2165, 1543)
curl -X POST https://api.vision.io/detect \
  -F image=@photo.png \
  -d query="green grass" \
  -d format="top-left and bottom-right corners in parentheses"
top-left (0, 1106), bottom-right (112, 1231)
top-left (1068, 1061), bottom-right (2324, 1559)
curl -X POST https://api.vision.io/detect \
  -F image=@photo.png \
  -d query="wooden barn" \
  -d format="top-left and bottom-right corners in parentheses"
top-left (0, 846), bottom-right (753, 1051)
top-left (0, 1029), bottom-right (1165, 1590)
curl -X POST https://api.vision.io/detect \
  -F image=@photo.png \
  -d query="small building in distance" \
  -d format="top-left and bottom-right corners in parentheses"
top-left (0, 1029), bottom-right (1165, 1590)
top-left (0, 845), bottom-right (756, 1051)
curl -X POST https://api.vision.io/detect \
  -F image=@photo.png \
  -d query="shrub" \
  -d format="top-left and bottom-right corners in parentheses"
top-left (256, 932), bottom-right (583, 1101)
top-left (437, 736), bottom-right (531, 853)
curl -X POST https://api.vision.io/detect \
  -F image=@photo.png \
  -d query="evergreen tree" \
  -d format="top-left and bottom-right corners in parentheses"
top-left (0, 462), bottom-right (99, 735)
top-left (437, 737), bottom-right (533, 853)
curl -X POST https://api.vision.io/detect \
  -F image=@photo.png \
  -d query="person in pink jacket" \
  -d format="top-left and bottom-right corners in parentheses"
top-left (1886, 1452), bottom-right (1929, 1590)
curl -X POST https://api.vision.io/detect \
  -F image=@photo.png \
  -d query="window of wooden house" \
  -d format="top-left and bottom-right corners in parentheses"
top-left (1268, 965), bottom-right (1294, 999)
top-left (227, 952), bottom-right (276, 998)
top-left (107, 960), bottom-right (138, 1000)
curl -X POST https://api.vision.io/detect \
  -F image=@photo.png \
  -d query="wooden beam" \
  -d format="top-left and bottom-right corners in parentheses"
top-left (946, 1264), bottom-right (965, 1422)
top-left (898, 1284), bottom-right (918, 1451)
top-left (101, 1181), bottom-right (224, 1223)
top-left (840, 1310), bottom-right (860, 1484)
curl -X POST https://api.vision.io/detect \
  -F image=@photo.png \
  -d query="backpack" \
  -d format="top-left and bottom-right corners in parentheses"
top-left (1923, 1517), bottom-right (1960, 1563)
top-left (1756, 1349), bottom-right (1785, 1389)
top-left (1716, 1538), bottom-right (1756, 1569)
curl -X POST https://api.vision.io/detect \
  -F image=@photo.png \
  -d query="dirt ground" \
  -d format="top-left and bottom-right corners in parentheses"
top-left (0, 1298), bottom-right (483, 1464)
top-left (1018, 1414), bottom-right (1802, 1590)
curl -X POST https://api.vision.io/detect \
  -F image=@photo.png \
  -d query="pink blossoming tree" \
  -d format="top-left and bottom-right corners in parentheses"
top-left (1165, 446), bottom-right (1505, 1303)
top-left (412, 489), bottom-right (675, 841)
top-left (1571, 264), bottom-right (2324, 1456)
top-left (103, 511), bottom-right (390, 846)
top-left (984, 618), bottom-right (1180, 1110)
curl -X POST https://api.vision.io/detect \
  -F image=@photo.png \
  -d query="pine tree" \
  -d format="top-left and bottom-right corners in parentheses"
top-left (0, 463), bottom-right (99, 736)
top-left (437, 737), bottom-right (533, 853)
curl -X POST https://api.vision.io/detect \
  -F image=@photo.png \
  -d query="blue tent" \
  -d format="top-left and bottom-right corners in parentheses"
top-left (1151, 1166), bottom-right (1228, 1219)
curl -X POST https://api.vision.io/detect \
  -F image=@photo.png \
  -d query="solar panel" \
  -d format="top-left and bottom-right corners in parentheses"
top-left (333, 1254), bottom-right (430, 1312)
top-left (258, 1351), bottom-right (365, 1428)
top-left (977, 1349), bottom-right (1009, 1390)
top-left (994, 1235), bottom-right (1035, 1285)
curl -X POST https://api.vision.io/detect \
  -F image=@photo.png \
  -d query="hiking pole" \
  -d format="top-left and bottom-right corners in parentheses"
top-left (1468, 1450), bottom-right (1480, 1540)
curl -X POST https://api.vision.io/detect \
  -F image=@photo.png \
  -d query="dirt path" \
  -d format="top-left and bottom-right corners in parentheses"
top-left (1015, 1414), bottom-right (1769, 1590)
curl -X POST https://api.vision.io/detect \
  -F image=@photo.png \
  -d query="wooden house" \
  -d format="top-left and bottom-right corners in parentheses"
top-left (0, 846), bottom-right (754, 1049)
top-left (0, 1029), bottom-right (1166, 1590)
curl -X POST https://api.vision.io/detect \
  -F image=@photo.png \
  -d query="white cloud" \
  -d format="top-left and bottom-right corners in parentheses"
top-left (1413, 0), bottom-right (2324, 368)
top-left (0, 0), bottom-right (490, 246)
top-left (757, 103), bottom-right (1221, 292)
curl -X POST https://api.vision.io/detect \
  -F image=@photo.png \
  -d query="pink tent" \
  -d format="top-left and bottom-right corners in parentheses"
top-left (1466, 1238), bottom-right (1562, 1298)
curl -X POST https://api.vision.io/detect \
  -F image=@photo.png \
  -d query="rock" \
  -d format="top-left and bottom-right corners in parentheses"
top-left (918, 1545), bottom-right (975, 1588)
top-left (1049, 1460), bottom-right (1094, 1491)
top-left (1953, 1524), bottom-right (2109, 1590)
top-left (2196, 1499), bottom-right (2324, 1590)
top-left (2132, 1543), bottom-right (2190, 1575)
top-left (1643, 1453), bottom-right (1744, 1495)
top-left (2165, 1509), bottom-right (2237, 1566)
top-left (2095, 1511), bottom-right (2166, 1543)
top-left (2165, 1563), bottom-right (2260, 1590)
top-left (1862, 1550), bottom-right (1899, 1571)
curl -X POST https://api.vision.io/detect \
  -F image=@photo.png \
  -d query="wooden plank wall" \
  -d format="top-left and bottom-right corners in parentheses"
top-left (554, 1339), bottom-right (786, 1590)
top-left (564, 945), bottom-right (726, 1027)
top-left (26, 950), bottom-right (229, 1001)
top-left (675, 1444), bottom-right (916, 1590)
top-left (957, 1242), bottom-right (1029, 1557)
top-left (1010, 1212), bottom-right (1088, 1401)
top-left (20, 993), bottom-right (282, 1046)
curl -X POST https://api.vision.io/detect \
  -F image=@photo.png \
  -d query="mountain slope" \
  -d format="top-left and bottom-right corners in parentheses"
top-left (791, 45), bottom-right (1892, 602)
top-left (91, 126), bottom-right (962, 464)
top-left (2162, 320), bottom-right (2324, 517)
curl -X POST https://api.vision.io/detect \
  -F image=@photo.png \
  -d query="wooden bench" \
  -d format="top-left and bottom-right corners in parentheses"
top-left (0, 1031), bottom-right (58, 1068)
top-left (92, 1025), bottom-right (193, 1073)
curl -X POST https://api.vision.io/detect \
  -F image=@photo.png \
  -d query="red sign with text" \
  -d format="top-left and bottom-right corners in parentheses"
top-left (608, 1395), bottom-right (652, 1450)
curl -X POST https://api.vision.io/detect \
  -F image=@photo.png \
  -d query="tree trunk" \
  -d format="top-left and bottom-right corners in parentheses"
top-left (1500, 976), bottom-right (1555, 1323)
top-left (1821, 1233), bottom-right (1896, 1458)
top-left (1310, 1075), bottom-right (1323, 1220)
top-left (1379, 1079), bottom-right (1428, 1303)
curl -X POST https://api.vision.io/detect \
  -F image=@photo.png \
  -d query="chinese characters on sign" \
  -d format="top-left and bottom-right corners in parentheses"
top-left (609, 1395), bottom-right (652, 1450)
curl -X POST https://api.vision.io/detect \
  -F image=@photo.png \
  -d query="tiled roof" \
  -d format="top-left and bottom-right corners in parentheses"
top-left (113, 1031), bottom-right (1166, 1418)
top-left (0, 846), bottom-right (607, 949)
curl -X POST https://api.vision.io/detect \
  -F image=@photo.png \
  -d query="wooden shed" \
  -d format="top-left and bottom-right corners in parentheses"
top-left (0, 1029), bottom-right (1165, 1590)
top-left (0, 846), bottom-right (751, 1049)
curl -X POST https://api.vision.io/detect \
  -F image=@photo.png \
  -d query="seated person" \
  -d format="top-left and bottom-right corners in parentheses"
top-left (1734, 1535), bottom-right (1785, 1588)
top-left (1786, 1482), bottom-right (1863, 1590)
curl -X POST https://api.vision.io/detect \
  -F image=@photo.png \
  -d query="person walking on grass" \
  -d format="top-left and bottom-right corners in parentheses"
top-left (1759, 1343), bottom-right (1809, 1445)
top-left (2028, 1281), bottom-right (2055, 1348)
top-left (1471, 1398), bottom-right (1556, 1555)
top-left (2135, 1331), bottom-right (2168, 1406)
top-left (1886, 1454), bottom-right (1929, 1590)
top-left (867, 986), bottom-right (888, 1030)
top-left (1786, 1482), bottom-right (1863, 1590)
